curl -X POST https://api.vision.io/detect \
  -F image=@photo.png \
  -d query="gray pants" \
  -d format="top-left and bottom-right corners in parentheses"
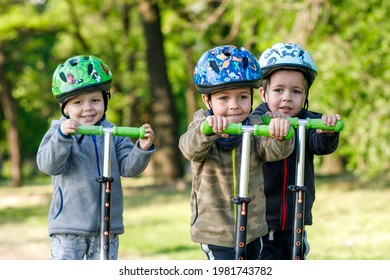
top-left (51, 233), bottom-right (119, 260)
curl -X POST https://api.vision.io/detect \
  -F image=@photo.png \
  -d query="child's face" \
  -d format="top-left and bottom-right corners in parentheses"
top-left (203, 87), bottom-right (252, 124)
top-left (62, 91), bottom-right (105, 125)
top-left (261, 70), bottom-right (307, 117)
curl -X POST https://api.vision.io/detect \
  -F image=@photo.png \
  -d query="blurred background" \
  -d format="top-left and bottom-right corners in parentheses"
top-left (0, 0), bottom-right (389, 260)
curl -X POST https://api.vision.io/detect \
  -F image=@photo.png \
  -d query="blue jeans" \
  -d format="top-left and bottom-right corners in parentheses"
top-left (51, 233), bottom-right (119, 260)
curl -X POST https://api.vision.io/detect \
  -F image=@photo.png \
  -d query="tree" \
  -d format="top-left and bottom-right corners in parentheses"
top-left (0, 51), bottom-right (21, 187)
top-left (1, 0), bottom-right (390, 188)
top-left (0, 3), bottom-right (60, 186)
top-left (139, 1), bottom-right (184, 183)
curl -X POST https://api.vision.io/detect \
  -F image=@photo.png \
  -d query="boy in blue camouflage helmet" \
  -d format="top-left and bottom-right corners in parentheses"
top-left (252, 42), bottom-right (341, 259)
top-left (179, 45), bottom-right (295, 260)
top-left (37, 55), bottom-right (155, 260)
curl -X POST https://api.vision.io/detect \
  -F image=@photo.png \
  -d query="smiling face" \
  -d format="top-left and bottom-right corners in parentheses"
top-left (62, 91), bottom-right (105, 125)
top-left (202, 87), bottom-right (252, 123)
top-left (261, 69), bottom-right (308, 117)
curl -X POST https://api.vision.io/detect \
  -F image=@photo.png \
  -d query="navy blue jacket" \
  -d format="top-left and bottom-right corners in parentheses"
top-left (252, 103), bottom-right (339, 230)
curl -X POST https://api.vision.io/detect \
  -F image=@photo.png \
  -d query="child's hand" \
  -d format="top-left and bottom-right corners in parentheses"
top-left (206, 115), bottom-right (229, 138)
top-left (265, 111), bottom-right (287, 119)
top-left (60, 119), bottom-right (79, 136)
top-left (139, 123), bottom-right (154, 150)
top-left (269, 118), bottom-right (291, 140)
top-left (317, 114), bottom-right (341, 134)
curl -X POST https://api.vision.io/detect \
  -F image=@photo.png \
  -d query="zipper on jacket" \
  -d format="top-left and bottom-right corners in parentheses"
top-left (281, 158), bottom-right (288, 230)
top-left (92, 135), bottom-right (102, 177)
top-left (232, 148), bottom-right (237, 221)
top-left (92, 135), bottom-right (102, 232)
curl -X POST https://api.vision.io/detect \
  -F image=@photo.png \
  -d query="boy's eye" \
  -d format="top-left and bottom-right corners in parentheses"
top-left (218, 96), bottom-right (228, 101)
top-left (272, 88), bottom-right (283, 93)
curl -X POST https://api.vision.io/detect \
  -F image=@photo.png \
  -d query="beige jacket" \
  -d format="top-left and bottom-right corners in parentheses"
top-left (179, 109), bottom-right (295, 247)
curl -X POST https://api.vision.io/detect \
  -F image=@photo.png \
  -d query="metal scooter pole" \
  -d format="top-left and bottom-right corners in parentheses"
top-left (201, 121), bottom-right (295, 260)
top-left (96, 131), bottom-right (113, 260)
top-left (233, 130), bottom-right (251, 260)
top-left (289, 121), bottom-right (307, 260)
top-left (75, 125), bottom-right (146, 260)
top-left (260, 114), bottom-right (344, 260)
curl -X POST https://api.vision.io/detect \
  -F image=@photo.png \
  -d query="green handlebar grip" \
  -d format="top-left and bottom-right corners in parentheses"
top-left (287, 117), bottom-right (344, 132)
top-left (260, 114), bottom-right (272, 125)
top-left (76, 125), bottom-right (104, 136)
top-left (75, 125), bottom-right (146, 138)
top-left (113, 126), bottom-right (146, 138)
top-left (261, 114), bottom-right (344, 132)
top-left (200, 121), bottom-right (243, 135)
top-left (253, 125), bottom-right (295, 140)
top-left (200, 121), bottom-right (294, 140)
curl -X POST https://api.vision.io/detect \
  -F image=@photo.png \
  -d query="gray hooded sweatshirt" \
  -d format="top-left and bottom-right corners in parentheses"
top-left (36, 117), bottom-right (155, 236)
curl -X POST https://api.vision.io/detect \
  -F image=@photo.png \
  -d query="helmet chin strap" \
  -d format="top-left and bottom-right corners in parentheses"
top-left (61, 102), bottom-right (69, 119)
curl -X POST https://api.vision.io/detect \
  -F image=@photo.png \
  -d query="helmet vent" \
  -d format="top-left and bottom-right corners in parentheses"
top-left (209, 60), bottom-right (220, 73)
top-left (88, 63), bottom-right (93, 75)
top-left (243, 57), bottom-right (249, 69)
top-left (69, 58), bottom-right (79, 66)
top-left (59, 72), bottom-right (67, 82)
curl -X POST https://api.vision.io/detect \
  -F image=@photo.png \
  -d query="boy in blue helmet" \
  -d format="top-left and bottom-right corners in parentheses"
top-left (252, 42), bottom-right (341, 260)
top-left (179, 45), bottom-right (295, 260)
top-left (37, 55), bottom-right (155, 259)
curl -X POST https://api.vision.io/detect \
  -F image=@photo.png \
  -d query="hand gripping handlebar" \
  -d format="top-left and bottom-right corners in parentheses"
top-left (261, 114), bottom-right (344, 132)
top-left (200, 121), bottom-right (295, 140)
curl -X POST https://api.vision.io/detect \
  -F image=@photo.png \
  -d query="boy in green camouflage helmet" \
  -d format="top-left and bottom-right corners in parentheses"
top-left (37, 55), bottom-right (155, 260)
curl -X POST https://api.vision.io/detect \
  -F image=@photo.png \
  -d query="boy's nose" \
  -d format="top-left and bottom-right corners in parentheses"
top-left (282, 92), bottom-right (292, 100)
top-left (83, 102), bottom-right (93, 110)
top-left (229, 98), bottom-right (240, 108)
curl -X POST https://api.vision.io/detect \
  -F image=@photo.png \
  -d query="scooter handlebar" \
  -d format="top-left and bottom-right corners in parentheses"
top-left (261, 114), bottom-right (344, 132)
top-left (200, 121), bottom-right (294, 140)
top-left (75, 125), bottom-right (146, 138)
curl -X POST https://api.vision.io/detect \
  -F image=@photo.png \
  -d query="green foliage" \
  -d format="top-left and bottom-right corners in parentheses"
top-left (0, 0), bottom-right (389, 186)
top-left (308, 0), bottom-right (390, 184)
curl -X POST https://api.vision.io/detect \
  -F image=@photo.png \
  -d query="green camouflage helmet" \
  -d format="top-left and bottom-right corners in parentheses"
top-left (52, 55), bottom-right (112, 103)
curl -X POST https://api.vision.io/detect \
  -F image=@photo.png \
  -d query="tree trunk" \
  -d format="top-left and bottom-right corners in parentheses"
top-left (182, 46), bottom-right (197, 121)
top-left (139, 1), bottom-right (184, 184)
top-left (0, 52), bottom-right (22, 187)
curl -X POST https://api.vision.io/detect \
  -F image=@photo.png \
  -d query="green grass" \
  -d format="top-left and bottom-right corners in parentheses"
top-left (307, 185), bottom-right (390, 259)
top-left (0, 176), bottom-right (389, 260)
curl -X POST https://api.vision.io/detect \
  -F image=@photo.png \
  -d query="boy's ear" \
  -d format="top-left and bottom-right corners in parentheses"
top-left (201, 94), bottom-right (211, 109)
top-left (259, 87), bottom-right (267, 102)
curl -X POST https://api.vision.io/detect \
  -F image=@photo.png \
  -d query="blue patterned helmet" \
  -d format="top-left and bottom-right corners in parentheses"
top-left (259, 43), bottom-right (317, 87)
top-left (52, 55), bottom-right (112, 103)
top-left (194, 45), bottom-right (262, 94)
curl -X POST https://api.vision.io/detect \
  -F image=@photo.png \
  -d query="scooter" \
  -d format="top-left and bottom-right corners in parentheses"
top-left (75, 125), bottom-right (146, 260)
top-left (261, 114), bottom-right (344, 260)
top-left (201, 120), bottom-right (294, 259)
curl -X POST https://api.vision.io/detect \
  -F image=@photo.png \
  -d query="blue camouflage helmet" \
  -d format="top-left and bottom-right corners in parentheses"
top-left (194, 45), bottom-right (262, 94)
top-left (259, 42), bottom-right (317, 87)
